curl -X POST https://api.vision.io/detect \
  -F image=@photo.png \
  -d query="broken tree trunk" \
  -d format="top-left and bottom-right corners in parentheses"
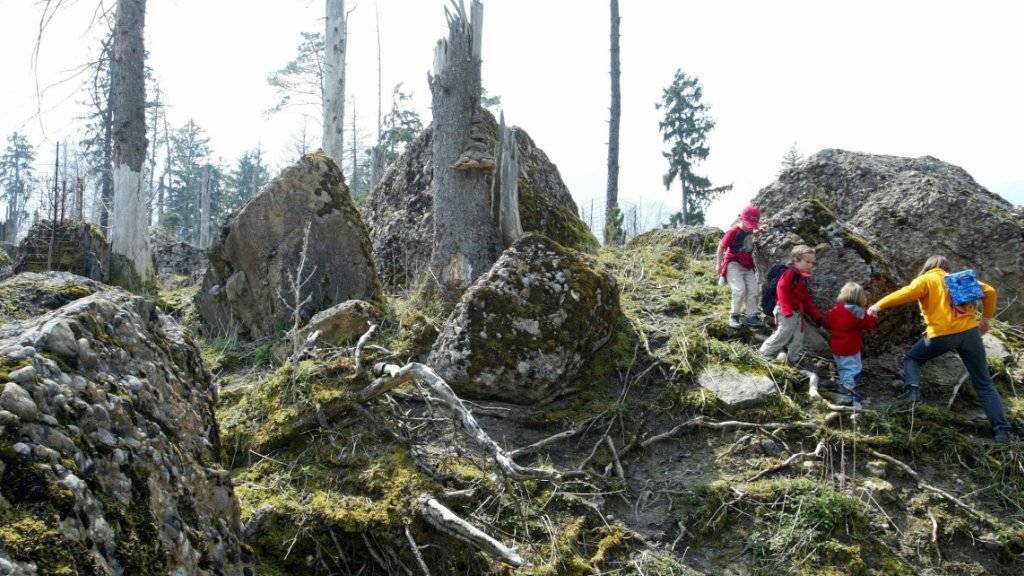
top-left (109, 0), bottom-right (151, 280)
top-left (490, 112), bottom-right (522, 248)
top-left (428, 0), bottom-right (501, 292)
top-left (323, 0), bottom-right (347, 164)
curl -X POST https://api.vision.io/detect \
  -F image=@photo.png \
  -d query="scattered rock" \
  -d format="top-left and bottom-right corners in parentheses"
top-left (759, 438), bottom-right (782, 456)
top-left (697, 365), bottom-right (778, 410)
top-left (0, 275), bottom-right (250, 574)
top-left (196, 152), bottom-right (382, 340)
top-left (859, 477), bottom-right (897, 504)
top-left (756, 149), bottom-right (1024, 325)
top-left (151, 228), bottom-right (207, 288)
top-left (429, 233), bottom-right (620, 404)
top-left (866, 460), bottom-right (888, 477)
top-left (364, 110), bottom-right (599, 288)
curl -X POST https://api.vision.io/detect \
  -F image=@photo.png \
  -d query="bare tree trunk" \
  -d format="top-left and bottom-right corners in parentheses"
top-left (428, 0), bottom-right (500, 292)
top-left (680, 171), bottom-right (688, 224)
top-left (48, 143), bottom-right (59, 271)
top-left (491, 113), bottom-right (522, 248)
top-left (7, 163), bottom-right (20, 242)
top-left (370, 4), bottom-right (384, 189)
top-left (75, 175), bottom-right (84, 221)
top-left (606, 0), bottom-right (621, 213)
top-left (100, 68), bottom-right (114, 235)
top-left (158, 106), bottom-right (171, 227)
top-left (146, 84), bottom-right (160, 226)
top-left (323, 0), bottom-right (347, 163)
top-left (109, 0), bottom-right (151, 280)
top-left (199, 166), bottom-right (211, 249)
top-left (351, 100), bottom-right (358, 193)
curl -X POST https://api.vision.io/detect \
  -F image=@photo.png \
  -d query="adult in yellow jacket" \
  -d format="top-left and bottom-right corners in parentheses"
top-left (868, 255), bottom-right (1010, 442)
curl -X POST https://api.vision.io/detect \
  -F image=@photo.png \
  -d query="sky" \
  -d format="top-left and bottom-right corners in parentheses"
top-left (1, 0), bottom-right (1023, 232)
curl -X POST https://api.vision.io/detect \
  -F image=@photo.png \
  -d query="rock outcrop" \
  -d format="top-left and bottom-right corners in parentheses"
top-left (755, 150), bottom-right (1024, 324)
top-left (428, 234), bottom-right (620, 404)
top-left (13, 220), bottom-right (110, 282)
top-left (0, 272), bottom-right (249, 575)
top-left (151, 230), bottom-right (207, 289)
top-left (364, 111), bottom-right (599, 288)
top-left (627, 226), bottom-right (724, 255)
top-left (195, 152), bottom-right (382, 339)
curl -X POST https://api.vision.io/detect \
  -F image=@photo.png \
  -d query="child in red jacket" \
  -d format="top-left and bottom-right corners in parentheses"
top-left (759, 245), bottom-right (823, 364)
top-left (826, 282), bottom-right (879, 404)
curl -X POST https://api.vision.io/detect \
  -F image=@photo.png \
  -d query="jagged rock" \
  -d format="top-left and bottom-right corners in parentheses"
top-left (151, 229), bottom-right (206, 289)
top-left (195, 152), bottom-right (382, 340)
top-left (0, 272), bottom-right (105, 325)
top-left (697, 365), bottom-right (778, 410)
top-left (627, 226), bottom-right (724, 255)
top-left (754, 199), bottom-right (919, 352)
top-left (300, 299), bottom-right (374, 349)
top-left (364, 110), bottom-right (599, 288)
top-left (428, 233), bottom-right (619, 404)
top-left (13, 220), bottom-right (110, 281)
top-left (0, 272), bottom-right (249, 574)
top-left (756, 149), bottom-right (1024, 324)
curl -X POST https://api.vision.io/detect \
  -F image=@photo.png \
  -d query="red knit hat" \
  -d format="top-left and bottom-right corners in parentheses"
top-left (741, 204), bottom-right (761, 229)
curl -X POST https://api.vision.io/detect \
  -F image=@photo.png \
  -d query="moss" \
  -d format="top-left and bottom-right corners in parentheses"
top-left (0, 355), bottom-right (32, 382)
top-left (517, 176), bottom-right (599, 253)
top-left (841, 230), bottom-right (886, 265)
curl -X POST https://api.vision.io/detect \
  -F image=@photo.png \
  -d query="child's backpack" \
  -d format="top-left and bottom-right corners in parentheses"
top-left (761, 264), bottom-right (790, 317)
top-left (944, 269), bottom-right (985, 307)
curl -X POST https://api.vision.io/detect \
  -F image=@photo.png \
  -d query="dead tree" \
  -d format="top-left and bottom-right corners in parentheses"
top-left (323, 0), bottom-right (347, 163)
top-left (428, 0), bottom-right (501, 292)
top-left (490, 113), bottom-right (522, 248)
top-left (606, 0), bottom-right (621, 213)
top-left (109, 0), bottom-right (151, 279)
top-left (198, 165), bottom-right (211, 249)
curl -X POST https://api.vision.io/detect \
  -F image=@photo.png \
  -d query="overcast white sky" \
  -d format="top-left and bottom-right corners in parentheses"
top-left (1, 0), bottom-right (1022, 231)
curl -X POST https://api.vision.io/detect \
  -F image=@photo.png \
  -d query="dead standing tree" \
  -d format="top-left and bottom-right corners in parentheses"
top-left (428, 0), bottom-right (502, 294)
top-left (323, 0), bottom-right (347, 163)
top-left (109, 0), bottom-right (152, 280)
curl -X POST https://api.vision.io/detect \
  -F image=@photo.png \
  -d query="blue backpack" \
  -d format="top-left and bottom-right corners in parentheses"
top-left (761, 264), bottom-right (791, 317)
top-left (944, 269), bottom-right (985, 306)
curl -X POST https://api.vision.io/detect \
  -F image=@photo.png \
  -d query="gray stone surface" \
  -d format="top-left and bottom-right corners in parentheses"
top-left (0, 274), bottom-right (250, 574)
top-left (195, 152), bottom-right (382, 340)
top-left (301, 299), bottom-right (375, 349)
top-left (429, 233), bottom-right (620, 405)
top-left (698, 365), bottom-right (778, 410)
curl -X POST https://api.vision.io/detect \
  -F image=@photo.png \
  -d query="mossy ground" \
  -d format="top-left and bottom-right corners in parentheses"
top-left (200, 236), bottom-right (1024, 575)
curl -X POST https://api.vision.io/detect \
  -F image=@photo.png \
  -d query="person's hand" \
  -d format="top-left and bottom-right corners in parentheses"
top-left (867, 304), bottom-right (881, 317)
top-left (980, 317), bottom-right (990, 335)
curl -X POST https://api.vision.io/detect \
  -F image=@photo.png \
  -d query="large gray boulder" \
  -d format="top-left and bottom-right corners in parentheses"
top-left (364, 110), bottom-right (599, 288)
top-left (0, 273), bottom-right (249, 575)
top-left (755, 150), bottom-right (1024, 324)
top-left (627, 225), bottom-right (724, 256)
top-left (754, 199), bottom-right (920, 352)
top-left (428, 233), bottom-right (620, 404)
top-left (195, 152), bottom-right (382, 339)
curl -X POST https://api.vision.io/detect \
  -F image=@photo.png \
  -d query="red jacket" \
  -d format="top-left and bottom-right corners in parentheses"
top-left (826, 303), bottom-right (878, 356)
top-left (777, 267), bottom-right (822, 323)
top-left (718, 225), bottom-right (755, 273)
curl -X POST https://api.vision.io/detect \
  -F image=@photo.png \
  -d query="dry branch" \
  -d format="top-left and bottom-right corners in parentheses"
top-left (510, 427), bottom-right (582, 459)
top-left (747, 440), bottom-right (826, 482)
top-left (353, 324), bottom-right (377, 378)
top-left (418, 494), bottom-right (524, 567)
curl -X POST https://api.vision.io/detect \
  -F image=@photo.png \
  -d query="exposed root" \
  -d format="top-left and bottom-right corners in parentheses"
top-left (405, 526), bottom-right (432, 576)
top-left (864, 448), bottom-right (989, 522)
top-left (353, 323), bottom-right (378, 378)
top-left (418, 494), bottom-right (525, 567)
top-left (747, 440), bottom-right (826, 482)
top-left (510, 427), bottom-right (583, 459)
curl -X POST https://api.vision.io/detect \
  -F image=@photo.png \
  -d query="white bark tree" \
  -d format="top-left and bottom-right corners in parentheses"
top-left (323, 0), bottom-right (347, 163)
top-left (109, 0), bottom-right (151, 280)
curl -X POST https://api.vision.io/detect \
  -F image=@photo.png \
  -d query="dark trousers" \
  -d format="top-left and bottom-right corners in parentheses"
top-left (903, 327), bottom-right (1010, 433)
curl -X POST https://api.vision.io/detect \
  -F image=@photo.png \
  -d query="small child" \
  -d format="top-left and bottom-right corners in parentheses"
top-left (716, 204), bottom-right (763, 328)
top-left (826, 282), bottom-right (879, 404)
top-left (759, 245), bottom-right (823, 364)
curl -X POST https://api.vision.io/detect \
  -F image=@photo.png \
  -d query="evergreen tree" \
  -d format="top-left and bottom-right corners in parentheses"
top-left (223, 147), bottom-right (271, 216)
top-left (165, 120), bottom-right (211, 242)
top-left (657, 69), bottom-right (731, 226)
top-left (267, 32), bottom-right (326, 117)
top-left (604, 203), bottom-right (625, 247)
top-left (781, 142), bottom-right (803, 172)
top-left (0, 132), bottom-right (36, 242)
top-left (379, 83), bottom-right (423, 164)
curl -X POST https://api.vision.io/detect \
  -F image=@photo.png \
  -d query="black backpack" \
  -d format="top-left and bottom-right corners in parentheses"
top-left (761, 264), bottom-right (790, 318)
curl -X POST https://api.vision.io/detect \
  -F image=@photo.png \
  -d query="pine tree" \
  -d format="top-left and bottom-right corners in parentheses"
top-left (781, 142), bottom-right (803, 172)
top-left (223, 147), bottom-right (270, 215)
top-left (0, 132), bottom-right (36, 242)
top-left (379, 83), bottom-right (423, 164)
top-left (267, 32), bottom-right (325, 117)
top-left (657, 69), bottom-right (731, 226)
top-left (604, 203), bottom-right (625, 247)
top-left (165, 120), bottom-right (211, 242)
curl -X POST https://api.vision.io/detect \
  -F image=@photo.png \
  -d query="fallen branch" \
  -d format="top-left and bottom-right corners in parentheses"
top-left (639, 417), bottom-right (820, 449)
top-left (605, 435), bottom-right (626, 483)
top-left (747, 440), bottom-right (826, 482)
top-left (864, 448), bottom-right (987, 521)
top-left (510, 427), bottom-right (582, 459)
top-left (353, 324), bottom-right (378, 378)
top-left (405, 526), bottom-right (432, 576)
top-left (802, 370), bottom-right (866, 413)
top-left (360, 362), bottom-right (559, 480)
top-left (418, 494), bottom-right (525, 567)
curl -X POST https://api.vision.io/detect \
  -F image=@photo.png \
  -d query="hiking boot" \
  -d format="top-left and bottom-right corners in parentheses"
top-left (897, 385), bottom-right (922, 403)
top-left (742, 315), bottom-right (763, 327)
top-left (773, 352), bottom-right (789, 365)
top-left (833, 387), bottom-right (864, 406)
top-left (728, 314), bottom-right (742, 328)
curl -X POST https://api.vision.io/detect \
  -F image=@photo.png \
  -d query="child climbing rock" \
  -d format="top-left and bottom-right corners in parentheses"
top-left (759, 245), bottom-right (823, 364)
top-left (826, 282), bottom-right (878, 404)
top-left (716, 204), bottom-right (763, 328)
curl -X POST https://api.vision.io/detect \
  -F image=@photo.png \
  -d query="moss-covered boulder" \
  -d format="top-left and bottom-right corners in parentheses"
top-left (364, 110), bottom-right (599, 288)
top-left (13, 220), bottom-right (109, 281)
top-left (428, 233), bottom-right (620, 404)
top-left (627, 225), bottom-right (724, 256)
top-left (755, 199), bottom-right (919, 352)
top-left (0, 271), bottom-right (104, 325)
top-left (0, 281), bottom-right (250, 574)
top-left (195, 152), bottom-right (383, 340)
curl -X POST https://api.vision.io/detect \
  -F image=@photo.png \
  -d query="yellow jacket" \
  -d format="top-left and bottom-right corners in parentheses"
top-left (875, 268), bottom-right (996, 339)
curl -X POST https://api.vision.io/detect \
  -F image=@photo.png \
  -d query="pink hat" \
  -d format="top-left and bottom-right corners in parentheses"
top-left (740, 204), bottom-right (761, 229)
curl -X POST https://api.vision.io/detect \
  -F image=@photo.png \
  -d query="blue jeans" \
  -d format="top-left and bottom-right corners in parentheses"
top-left (903, 328), bottom-right (1010, 433)
top-left (833, 353), bottom-right (862, 391)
